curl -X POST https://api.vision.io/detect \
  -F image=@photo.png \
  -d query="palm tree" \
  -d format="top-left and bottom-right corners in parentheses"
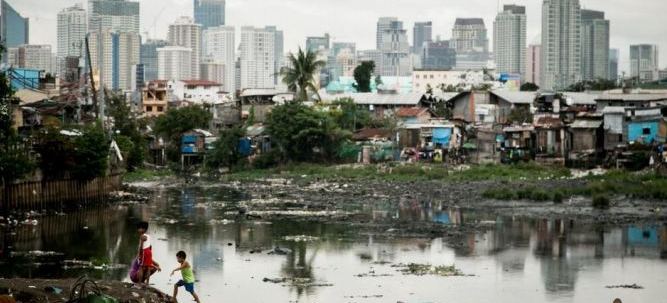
top-left (281, 48), bottom-right (326, 102)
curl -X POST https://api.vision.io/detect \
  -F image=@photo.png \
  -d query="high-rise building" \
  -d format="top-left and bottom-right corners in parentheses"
top-left (200, 59), bottom-right (225, 87)
top-left (157, 46), bottom-right (192, 81)
top-left (630, 44), bottom-right (659, 82)
top-left (376, 17), bottom-right (398, 50)
top-left (335, 48), bottom-right (357, 77)
top-left (131, 63), bottom-right (144, 91)
top-left (525, 44), bottom-right (542, 86)
top-left (326, 42), bottom-right (356, 80)
top-left (580, 9), bottom-right (609, 81)
top-left (493, 5), bottom-right (526, 77)
top-left (58, 4), bottom-right (87, 58)
top-left (202, 26), bottom-right (235, 92)
top-left (265, 26), bottom-right (284, 85)
top-left (378, 19), bottom-right (411, 77)
top-left (306, 33), bottom-right (330, 53)
top-left (452, 18), bottom-right (489, 69)
top-left (541, 0), bottom-right (582, 90)
top-left (608, 48), bottom-right (619, 81)
top-left (422, 40), bottom-right (456, 70)
top-left (239, 26), bottom-right (276, 89)
top-left (87, 31), bottom-right (141, 90)
top-left (87, 0), bottom-right (140, 33)
top-left (168, 16), bottom-right (202, 80)
top-left (357, 49), bottom-right (383, 75)
top-left (140, 39), bottom-right (168, 81)
top-left (13, 45), bottom-right (54, 74)
top-left (413, 21), bottom-right (433, 54)
top-left (1, 0), bottom-right (29, 51)
top-left (194, 0), bottom-right (225, 30)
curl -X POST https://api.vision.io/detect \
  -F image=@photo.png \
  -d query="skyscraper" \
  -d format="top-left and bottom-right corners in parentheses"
top-left (87, 30), bottom-right (141, 90)
top-left (87, 0), bottom-right (140, 33)
top-left (194, 0), bottom-right (225, 30)
top-left (452, 18), bottom-right (489, 69)
top-left (413, 21), bottom-right (433, 54)
top-left (608, 48), bottom-right (619, 81)
top-left (239, 26), bottom-right (276, 89)
top-left (580, 9), bottom-right (609, 81)
top-left (202, 26), bottom-right (235, 92)
top-left (493, 5), bottom-right (526, 76)
top-left (541, 0), bottom-right (582, 90)
top-left (168, 16), bottom-right (202, 80)
top-left (306, 34), bottom-right (330, 53)
top-left (379, 19), bottom-right (411, 77)
top-left (57, 4), bottom-right (87, 58)
top-left (265, 26), bottom-right (284, 85)
top-left (13, 45), bottom-right (54, 74)
top-left (422, 41), bottom-right (457, 70)
top-left (376, 17), bottom-right (398, 50)
top-left (157, 46), bottom-right (192, 81)
top-left (140, 39), bottom-right (168, 81)
top-left (1, 0), bottom-right (29, 50)
top-left (630, 44), bottom-right (659, 82)
top-left (525, 44), bottom-right (542, 86)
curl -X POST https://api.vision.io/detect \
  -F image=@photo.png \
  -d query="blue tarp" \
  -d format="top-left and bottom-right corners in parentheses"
top-left (238, 138), bottom-right (252, 156)
top-left (627, 226), bottom-right (658, 247)
top-left (433, 128), bottom-right (452, 147)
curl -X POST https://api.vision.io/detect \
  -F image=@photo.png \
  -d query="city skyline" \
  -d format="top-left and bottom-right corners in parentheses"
top-left (8, 0), bottom-right (667, 75)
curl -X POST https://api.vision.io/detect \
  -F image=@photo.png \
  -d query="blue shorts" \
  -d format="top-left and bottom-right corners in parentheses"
top-left (176, 280), bottom-right (195, 293)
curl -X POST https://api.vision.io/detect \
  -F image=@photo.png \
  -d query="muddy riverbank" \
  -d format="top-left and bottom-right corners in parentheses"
top-left (0, 278), bottom-right (173, 303)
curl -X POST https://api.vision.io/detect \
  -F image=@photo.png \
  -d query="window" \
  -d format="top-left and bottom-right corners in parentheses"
top-left (643, 128), bottom-right (651, 135)
top-left (157, 106), bottom-right (164, 112)
top-left (146, 106), bottom-right (153, 112)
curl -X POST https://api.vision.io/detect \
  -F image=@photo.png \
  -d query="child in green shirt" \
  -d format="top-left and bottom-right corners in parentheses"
top-left (170, 251), bottom-right (201, 303)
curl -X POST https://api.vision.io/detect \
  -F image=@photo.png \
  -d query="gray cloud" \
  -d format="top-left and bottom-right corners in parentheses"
top-left (9, 0), bottom-right (667, 74)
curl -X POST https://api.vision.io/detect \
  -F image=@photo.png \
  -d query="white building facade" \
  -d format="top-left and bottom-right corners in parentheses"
top-left (541, 0), bottom-right (582, 90)
top-left (57, 4), bottom-right (87, 58)
top-left (493, 5), bottom-right (526, 77)
top-left (202, 25), bottom-right (235, 92)
top-left (239, 26), bottom-right (276, 89)
top-left (168, 16), bottom-right (202, 80)
top-left (88, 31), bottom-right (141, 91)
top-left (87, 0), bottom-right (140, 33)
top-left (157, 46), bottom-right (193, 81)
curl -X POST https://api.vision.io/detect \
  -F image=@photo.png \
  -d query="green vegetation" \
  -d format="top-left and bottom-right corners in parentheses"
top-left (205, 126), bottom-right (245, 171)
top-left (592, 195), bottom-right (611, 209)
top-left (507, 107), bottom-right (533, 124)
top-left (281, 48), bottom-right (326, 101)
top-left (353, 61), bottom-right (375, 93)
top-left (154, 105), bottom-right (212, 162)
top-left (122, 168), bottom-right (174, 183)
top-left (483, 170), bottom-right (667, 202)
top-left (109, 94), bottom-right (146, 171)
top-left (329, 98), bottom-right (371, 131)
top-left (520, 82), bottom-right (539, 91)
top-left (565, 78), bottom-right (619, 92)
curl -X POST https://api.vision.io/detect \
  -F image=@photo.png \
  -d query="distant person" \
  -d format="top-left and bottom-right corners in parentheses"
top-left (171, 251), bottom-right (201, 303)
top-left (136, 221), bottom-right (157, 285)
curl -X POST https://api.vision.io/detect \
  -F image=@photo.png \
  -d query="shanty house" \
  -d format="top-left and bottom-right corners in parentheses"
top-left (319, 91), bottom-right (427, 119)
top-left (534, 115), bottom-right (568, 165)
top-left (568, 117), bottom-right (604, 165)
top-left (489, 91), bottom-right (535, 124)
top-left (395, 107), bottom-right (433, 125)
top-left (239, 88), bottom-right (293, 123)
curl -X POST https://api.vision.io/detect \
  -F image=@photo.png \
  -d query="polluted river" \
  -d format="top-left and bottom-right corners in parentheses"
top-left (1, 177), bottom-right (666, 303)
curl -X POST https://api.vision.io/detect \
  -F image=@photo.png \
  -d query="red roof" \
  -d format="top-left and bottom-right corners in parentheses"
top-left (396, 107), bottom-right (429, 118)
top-left (181, 80), bottom-right (221, 86)
top-left (352, 128), bottom-right (392, 141)
top-left (534, 116), bottom-right (564, 128)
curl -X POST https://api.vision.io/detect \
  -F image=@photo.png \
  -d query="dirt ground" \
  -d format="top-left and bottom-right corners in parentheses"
top-left (0, 279), bottom-right (173, 303)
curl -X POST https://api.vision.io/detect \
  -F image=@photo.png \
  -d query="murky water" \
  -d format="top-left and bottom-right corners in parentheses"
top-left (1, 186), bottom-right (666, 303)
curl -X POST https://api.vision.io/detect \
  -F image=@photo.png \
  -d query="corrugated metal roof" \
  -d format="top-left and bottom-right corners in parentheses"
top-left (570, 120), bottom-right (602, 128)
top-left (564, 92), bottom-right (598, 105)
top-left (240, 88), bottom-right (290, 97)
top-left (596, 93), bottom-right (667, 102)
top-left (504, 125), bottom-right (534, 132)
top-left (320, 92), bottom-right (424, 105)
top-left (602, 106), bottom-right (626, 114)
top-left (491, 90), bottom-right (536, 104)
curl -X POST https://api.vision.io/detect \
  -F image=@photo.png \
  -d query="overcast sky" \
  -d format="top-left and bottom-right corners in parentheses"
top-left (10, 0), bottom-right (667, 74)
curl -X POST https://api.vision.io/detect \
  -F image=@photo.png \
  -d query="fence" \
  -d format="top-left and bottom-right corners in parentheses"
top-left (0, 174), bottom-right (122, 211)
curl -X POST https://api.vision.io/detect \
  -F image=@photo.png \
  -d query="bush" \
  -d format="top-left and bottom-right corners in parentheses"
top-left (553, 191), bottom-right (564, 204)
top-left (252, 150), bottom-right (281, 169)
top-left (592, 195), bottom-right (611, 209)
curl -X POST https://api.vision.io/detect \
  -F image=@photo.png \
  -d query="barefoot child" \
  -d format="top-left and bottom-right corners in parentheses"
top-left (171, 251), bottom-right (201, 303)
top-left (136, 221), bottom-right (156, 285)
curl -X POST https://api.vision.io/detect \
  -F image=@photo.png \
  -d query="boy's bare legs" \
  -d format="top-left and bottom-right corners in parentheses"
top-left (191, 292), bottom-right (200, 303)
top-left (173, 285), bottom-right (179, 302)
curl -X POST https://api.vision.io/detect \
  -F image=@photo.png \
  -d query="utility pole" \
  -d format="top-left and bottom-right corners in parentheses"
top-left (85, 36), bottom-right (99, 119)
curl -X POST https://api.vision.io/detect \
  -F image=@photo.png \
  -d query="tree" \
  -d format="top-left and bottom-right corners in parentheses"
top-left (330, 98), bottom-right (370, 131)
top-left (425, 84), bottom-right (433, 94)
top-left (0, 42), bottom-right (34, 192)
top-left (281, 48), bottom-right (326, 102)
top-left (433, 101), bottom-right (453, 119)
top-left (267, 102), bottom-right (350, 162)
top-left (154, 105), bottom-right (212, 162)
top-left (109, 94), bottom-right (145, 171)
top-left (438, 83), bottom-right (459, 93)
top-left (565, 78), bottom-right (619, 92)
top-left (353, 61), bottom-right (375, 93)
top-left (70, 122), bottom-right (110, 180)
top-left (507, 107), bottom-right (533, 125)
top-left (520, 82), bottom-right (539, 91)
top-left (206, 126), bottom-right (245, 171)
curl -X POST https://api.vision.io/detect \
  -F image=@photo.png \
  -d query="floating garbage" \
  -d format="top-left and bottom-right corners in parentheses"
top-left (282, 235), bottom-right (319, 242)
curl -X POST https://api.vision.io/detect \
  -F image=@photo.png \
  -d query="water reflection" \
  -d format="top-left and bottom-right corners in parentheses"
top-left (0, 187), bottom-right (665, 302)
